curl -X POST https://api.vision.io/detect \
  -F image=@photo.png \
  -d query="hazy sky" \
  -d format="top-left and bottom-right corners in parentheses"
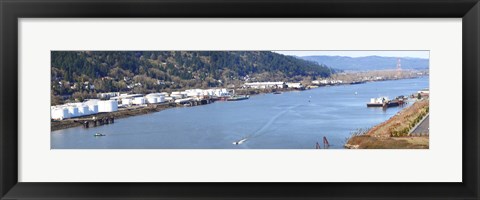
top-left (273, 51), bottom-right (429, 59)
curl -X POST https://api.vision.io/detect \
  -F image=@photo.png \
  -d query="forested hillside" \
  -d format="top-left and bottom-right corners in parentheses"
top-left (51, 51), bottom-right (331, 101)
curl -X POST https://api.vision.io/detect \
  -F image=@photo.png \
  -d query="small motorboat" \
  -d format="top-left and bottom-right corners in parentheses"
top-left (94, 133), bottom-right (106, 137)
top-left (273, 91), bottom-right (282, 94)
top-left (233, 138), bottom-right (248, 145)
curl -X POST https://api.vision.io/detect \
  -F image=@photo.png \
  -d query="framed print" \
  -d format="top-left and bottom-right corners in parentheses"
top-left (1, 0), bottom-right (479, 199)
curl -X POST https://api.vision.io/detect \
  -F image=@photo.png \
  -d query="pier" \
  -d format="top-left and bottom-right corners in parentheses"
top-left (74, 117), bottom-right (115, 128)
top-left (175, 97), bottom-right (213, 106)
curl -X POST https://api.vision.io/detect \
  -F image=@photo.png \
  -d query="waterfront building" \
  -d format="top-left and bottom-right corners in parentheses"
top-left (244, 82), bottom-right (286, 89)
top-left (286, 82), bottom-right (303, 89)
top-left (313, 80), bottom-right (330, 85)
top-left (110, 94), bottom-right (144, 101)
top-left (97, 92), bottom-right (120, 99)
top-left (185, 89), bottom-right (205, 98)
top-left (171, 91), bottom-right (186, 99)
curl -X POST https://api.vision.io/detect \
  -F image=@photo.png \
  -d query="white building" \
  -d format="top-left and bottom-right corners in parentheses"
top-left (185, 89), bottom-right (205, 98)
top-left (320, 80), bottom-right (330, 84)
top-left (244, 82), bottom-right (285, 89)
top-left (331, 80), bottom-right (343, 84)
top-left (286, 82), bottom-right (303, 89)
top-left (170, 91), bottom-right (186, 99)
top-left (110, 93), bottom-right (143, 101)
top-left (97, 92), bottom-right (120, 99)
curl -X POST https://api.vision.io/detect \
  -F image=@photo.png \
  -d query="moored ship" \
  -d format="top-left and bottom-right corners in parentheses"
top-left (227, 95), bottom-right (250, 101)
top-left (367, 97), bottom-right (404, 108)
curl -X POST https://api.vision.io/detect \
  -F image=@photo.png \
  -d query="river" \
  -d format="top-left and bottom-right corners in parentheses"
top-left (51, 76), bottom-right (429, 149)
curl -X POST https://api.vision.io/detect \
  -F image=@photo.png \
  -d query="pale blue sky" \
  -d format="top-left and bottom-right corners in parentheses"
top-left (273, 51), bottom-right (429, 59)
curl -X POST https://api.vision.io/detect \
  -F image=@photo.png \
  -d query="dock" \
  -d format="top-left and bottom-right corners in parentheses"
top-left (73, 116), bottom-right (115, 128)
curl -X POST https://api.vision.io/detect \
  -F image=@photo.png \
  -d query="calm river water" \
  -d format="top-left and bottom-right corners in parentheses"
top-left (51, 76), bottom-right (429, 149)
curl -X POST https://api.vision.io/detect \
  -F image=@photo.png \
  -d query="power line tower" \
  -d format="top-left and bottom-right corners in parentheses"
top-left (396, 58), bottom-right (402, 77)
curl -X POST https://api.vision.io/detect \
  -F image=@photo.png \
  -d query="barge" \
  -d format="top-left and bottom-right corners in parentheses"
top-left (367, 97), bottom-right (405, 108)
top-left (227, 95), bottom-right (250, 101)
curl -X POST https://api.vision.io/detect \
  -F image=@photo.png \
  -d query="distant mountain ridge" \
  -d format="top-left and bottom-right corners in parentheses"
top-left (301, 55), bottom-right (429, 71)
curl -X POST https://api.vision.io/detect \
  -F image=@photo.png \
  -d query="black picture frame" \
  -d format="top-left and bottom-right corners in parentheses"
top-left (1, 0), bottom-right (479, 199)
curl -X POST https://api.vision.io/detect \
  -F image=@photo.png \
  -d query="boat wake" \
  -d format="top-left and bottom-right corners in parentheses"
top-left (233, 104), bottom-right (301, 145)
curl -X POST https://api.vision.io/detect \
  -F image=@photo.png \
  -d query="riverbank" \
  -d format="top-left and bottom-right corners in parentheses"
top-left (345, 99), bottom-right (429, 149)
top-left (50, 87), bottom-right (298, 131)
top-left (51, 103), bottom-right (177, 131)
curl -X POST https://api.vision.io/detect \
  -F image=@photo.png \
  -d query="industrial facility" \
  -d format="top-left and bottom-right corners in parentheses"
top-left (51, 88), bottom-right (233, 121)
top-left (51, 100), bottom-right (118, 120)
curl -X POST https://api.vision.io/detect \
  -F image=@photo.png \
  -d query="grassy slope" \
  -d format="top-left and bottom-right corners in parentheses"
top-left (345, 99), bottom-right (429, 149)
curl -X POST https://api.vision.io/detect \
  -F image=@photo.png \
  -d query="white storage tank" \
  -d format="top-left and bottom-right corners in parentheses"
top-left (170, 94), bottom-right (182, 99)
top-left (147, 97), bottom-right (158, 104)
top-left (111, 100), bottom-right (118, 111)
top-left (146, 93), bottom-right (163, 97)
top-left (98, 100), bottom-right (118, 112)
top-left (122, 98), bottom-right (133, 106)
top-left (61, 107), bottom-right (69, 119)
top-left (133, 97), bottom-right (146, 105)
top-left (157, 96), bottom-right (165, 103)
top-left (164, 96), bottom-right (174, 101)
top-left (77, 105), bottom-right (89, 115)
top-left (51, 107), bottom-right (69, 120)
top-left (68, 106), bottom-right (79, 118)
top-left (88, 104), bottom-right (99, 114)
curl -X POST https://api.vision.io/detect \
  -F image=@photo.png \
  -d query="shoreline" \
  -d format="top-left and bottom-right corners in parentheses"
top-left (51, 103), bottom-right (177, 131)
top-left (51, 87), bottom-right (301, 132)
top-left (345, 99), bottom-right (430, 149)
top-left (51, 75), bottom-right (427, 132)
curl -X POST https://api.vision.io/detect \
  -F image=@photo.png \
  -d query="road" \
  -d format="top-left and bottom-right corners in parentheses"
top-left (410, 115), bottom-right (429, 136)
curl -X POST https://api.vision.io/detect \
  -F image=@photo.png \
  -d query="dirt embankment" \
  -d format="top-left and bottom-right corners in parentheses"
top-left (51, 103), bottom-right (177, 131)
top-left (345, 99), bottom-right (429, 149)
